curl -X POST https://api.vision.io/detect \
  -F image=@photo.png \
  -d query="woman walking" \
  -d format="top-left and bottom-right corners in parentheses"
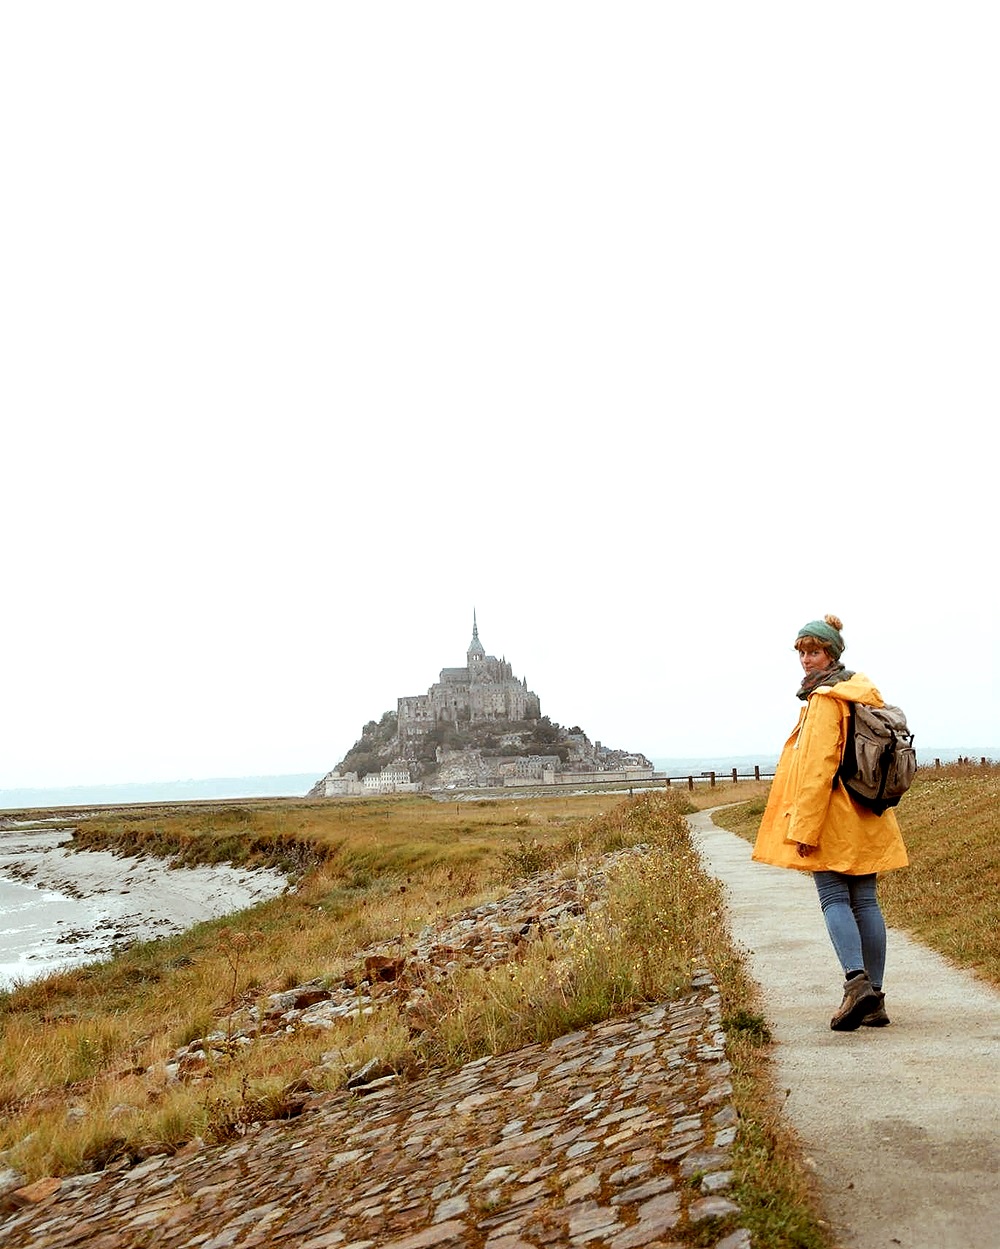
top-left (752, 614), bottom-right (909, 1030)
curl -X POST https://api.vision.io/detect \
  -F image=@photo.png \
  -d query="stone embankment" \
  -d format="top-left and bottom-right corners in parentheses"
top-left (0, 850), bottom-right (751, 1249)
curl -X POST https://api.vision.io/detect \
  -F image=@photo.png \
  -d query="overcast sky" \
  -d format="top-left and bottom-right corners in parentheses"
top-left (2, 4), bottom-right (996, 789)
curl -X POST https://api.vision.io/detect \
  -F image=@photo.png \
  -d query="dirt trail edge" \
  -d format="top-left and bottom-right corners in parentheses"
top-left (688, 808), bottom-right (1000, 1249)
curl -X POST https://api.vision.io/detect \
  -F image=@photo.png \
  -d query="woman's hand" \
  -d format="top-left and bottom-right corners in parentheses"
top-left (796, 842), bottom-right (817, 857)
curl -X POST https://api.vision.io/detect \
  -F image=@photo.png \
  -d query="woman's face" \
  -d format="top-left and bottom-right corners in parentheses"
top-left (798, 645), bottom-right (832, 677)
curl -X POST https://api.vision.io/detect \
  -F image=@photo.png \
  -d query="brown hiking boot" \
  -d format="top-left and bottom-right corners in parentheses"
top-left (861, 991), bottom-right (891, 1027)
top-left (830, 972), bottom-right (880, 1031)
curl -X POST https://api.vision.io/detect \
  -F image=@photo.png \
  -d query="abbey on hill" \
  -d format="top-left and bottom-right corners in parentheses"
top-left (308, 615), bottom-right (652, 796)
top-left (398, 612), bottom-right (541, 737)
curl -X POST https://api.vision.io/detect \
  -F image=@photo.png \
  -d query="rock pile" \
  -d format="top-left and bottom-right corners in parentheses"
top-left (158, 849), bottom-right (639, 1091)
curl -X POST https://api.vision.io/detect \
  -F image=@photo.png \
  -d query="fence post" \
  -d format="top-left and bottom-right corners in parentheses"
top-left (935, 758), bottom-right (940, 768)
top-left (709, 771), bottom-right (716, 788)
top-left (731, 768), bottom-right (738, 784)
top-left (688, 776), bottom-right (694, 791)
top-left (754, 765), bottom-right (761, 780)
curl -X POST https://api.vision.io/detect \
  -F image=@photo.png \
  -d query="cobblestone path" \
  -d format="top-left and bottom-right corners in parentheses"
top-left (0, 976), bottom-right (748, 1249)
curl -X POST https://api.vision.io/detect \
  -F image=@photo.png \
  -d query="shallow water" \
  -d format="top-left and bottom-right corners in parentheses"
top-left (0, 825), bottom-right (288, 992)
top-left (0, 874), bottom-right (104, 989)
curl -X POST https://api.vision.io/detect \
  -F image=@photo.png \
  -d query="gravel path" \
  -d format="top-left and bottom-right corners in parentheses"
top-left (688, 807), bottom-right (1000, 1249)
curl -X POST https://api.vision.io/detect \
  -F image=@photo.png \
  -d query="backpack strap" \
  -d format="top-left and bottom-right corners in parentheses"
top-left (873, 723), bottom-right (898, 808)
top-left (835, 700), bottom-right (857, 790)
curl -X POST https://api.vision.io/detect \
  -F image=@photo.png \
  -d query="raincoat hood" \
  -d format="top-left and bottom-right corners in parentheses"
top-left (811, 671), bottom-right (886, 709)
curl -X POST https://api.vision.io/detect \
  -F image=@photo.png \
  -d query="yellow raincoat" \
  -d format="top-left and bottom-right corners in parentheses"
top-left (752, 672), bottom-right (909, 875)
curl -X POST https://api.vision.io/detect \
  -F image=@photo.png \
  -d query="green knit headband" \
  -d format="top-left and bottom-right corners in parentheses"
top-left (795, 619), bottom-right (845, 660)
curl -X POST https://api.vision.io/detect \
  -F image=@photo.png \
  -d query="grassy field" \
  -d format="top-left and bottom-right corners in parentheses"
top-left (710, 762), bottom-right (1000, 987)
top-left (0, 785), bottom-right (828, 1247)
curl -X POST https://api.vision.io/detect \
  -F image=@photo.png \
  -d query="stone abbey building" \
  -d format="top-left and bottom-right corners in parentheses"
top-left (397, 613), bottom-right (541, 739)
top-left (308, 613), bottom-right (653, 796)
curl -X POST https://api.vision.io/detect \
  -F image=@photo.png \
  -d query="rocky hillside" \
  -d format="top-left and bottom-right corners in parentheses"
top-left (308, 713), bottom-right (651, 795)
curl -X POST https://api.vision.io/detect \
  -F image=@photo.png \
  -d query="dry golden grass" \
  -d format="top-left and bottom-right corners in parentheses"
top-left (415, 809), bottom-right (724, 1069)
top-left (878, 763), bottom-right (1000, 985)
top-left (66, 792), bottom-right (625, 872)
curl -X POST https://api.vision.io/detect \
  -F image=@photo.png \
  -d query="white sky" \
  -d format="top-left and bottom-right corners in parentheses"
top-left (2, 4), bottom-right (997, 788)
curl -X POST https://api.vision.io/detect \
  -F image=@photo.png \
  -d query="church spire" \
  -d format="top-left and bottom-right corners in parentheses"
top-left (468, 609), bottom-right (485, 661)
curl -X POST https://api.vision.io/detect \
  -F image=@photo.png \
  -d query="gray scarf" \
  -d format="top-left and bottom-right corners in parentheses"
top-left (797, 663), bottom-right (854, 700)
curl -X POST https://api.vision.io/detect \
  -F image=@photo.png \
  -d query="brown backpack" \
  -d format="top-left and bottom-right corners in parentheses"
top-left (838, 702), bottom-right (917, 815)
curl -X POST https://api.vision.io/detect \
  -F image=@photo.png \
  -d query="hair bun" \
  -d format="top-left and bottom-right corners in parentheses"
top-left (824, 614), bottom-right (843, 632)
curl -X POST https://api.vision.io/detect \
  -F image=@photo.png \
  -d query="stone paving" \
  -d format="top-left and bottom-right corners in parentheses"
top-left (0, 843), bottom-right (753, 1248)
top-left (0, 977), bottom-right (749, 1249)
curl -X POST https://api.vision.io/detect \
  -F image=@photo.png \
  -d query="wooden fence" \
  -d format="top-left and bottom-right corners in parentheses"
top-left (656, 756), bottom-right (994, 792)
top-left (656, 767), bottom-right (776, 791)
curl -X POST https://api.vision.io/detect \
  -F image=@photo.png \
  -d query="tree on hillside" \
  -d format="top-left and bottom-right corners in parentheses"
top-left (531, 716), bottom-right (561, 746)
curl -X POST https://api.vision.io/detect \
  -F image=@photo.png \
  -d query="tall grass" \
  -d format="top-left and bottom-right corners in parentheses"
top-left (417, 809), bottom-right (723, 1068)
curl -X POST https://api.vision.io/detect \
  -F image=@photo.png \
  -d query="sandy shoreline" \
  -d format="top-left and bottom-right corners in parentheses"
top-left (0, 824), bottom-right (289, 989)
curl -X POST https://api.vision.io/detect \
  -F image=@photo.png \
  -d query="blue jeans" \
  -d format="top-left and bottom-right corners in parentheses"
top-left (812, 871), bottom-right (887, 987)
